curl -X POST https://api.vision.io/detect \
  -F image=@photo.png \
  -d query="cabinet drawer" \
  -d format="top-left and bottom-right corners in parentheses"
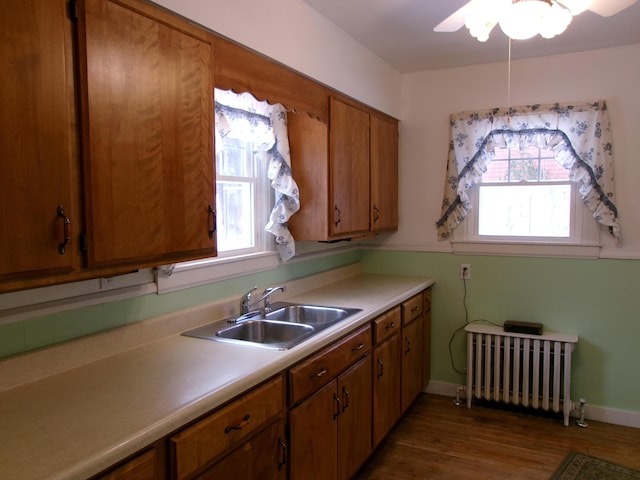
top-left (401, 293), bottom-right (423, 325)
top-left (289, 325), bottom-right (371, 405)
top-left (373, 306), bottom-right (401, 345)
top-left (171, 375), bottom-right (284, 480)
top-left (92, 448), bottom-right (156, 480)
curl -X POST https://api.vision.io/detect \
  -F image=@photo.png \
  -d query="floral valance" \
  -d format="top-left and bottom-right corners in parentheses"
top-left (215, 89), bottom-right (300, 260)
top-left (436, 100), bottom-right (620, 243)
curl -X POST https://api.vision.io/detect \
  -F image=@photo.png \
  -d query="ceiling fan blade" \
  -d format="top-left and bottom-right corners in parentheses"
top-left (434, 1), bottom-right (476, 32)
top-left (588, 0), bottom-right (637, 16)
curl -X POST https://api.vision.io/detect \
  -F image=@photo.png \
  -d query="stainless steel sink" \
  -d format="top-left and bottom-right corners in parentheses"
top-left (265, 303), bottom-right (362, 328)
top-left (183, 319), bottom-right (314, 350)
top-left (182, 302), bottom-right (361, 350)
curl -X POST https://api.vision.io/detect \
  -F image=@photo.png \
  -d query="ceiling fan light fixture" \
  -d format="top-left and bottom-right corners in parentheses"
top-left (556, 0), bottom-right (592, 15)
top-left (499, 0), bottom-right (550, 39)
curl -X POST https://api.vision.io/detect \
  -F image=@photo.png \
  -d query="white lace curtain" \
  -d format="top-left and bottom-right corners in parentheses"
top-left (436, 100), bottom-right (621, 243)
top-left (215, 89), bottom-right (300, 260)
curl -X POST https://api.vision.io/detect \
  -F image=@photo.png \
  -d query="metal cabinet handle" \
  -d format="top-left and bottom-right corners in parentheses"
top-left (405, 337), bottom-right (411, 355)
top-left (208, 205), bottom-right (216, 239)
top-left (351, 343), bottom-right (365, 352)
top-left (224, 414), bottom-right (250, 434)
top-left (385, 321), bottom-right (396, 330)
top-left (373, 205), bottom-right (380, 222)
top-left (411, 305), bottom-right (420, 313)
top-left (278, 438), bottom-right (288, 470)
top-left (377, 358), bottom-right (384, 380)
top-left (334, 205), bottom-right (341, 227)
top-left (311, 367), bottom-right (327, 379)
top-left (333, 393), bottom-right (342, 420)
top-left (342, 386), bottom-right (350, 412)
top-left (57, 205), bottom-right (71, 255)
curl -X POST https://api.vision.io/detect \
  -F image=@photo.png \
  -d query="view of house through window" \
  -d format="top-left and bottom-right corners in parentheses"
top-left (477, 146), bottom-right (572, 238)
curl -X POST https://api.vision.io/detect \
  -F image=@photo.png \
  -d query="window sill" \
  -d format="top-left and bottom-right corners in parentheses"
top-left (156, 252), bottom-right (281, 294)
top-left (451, 241), bottom-right (601, 259)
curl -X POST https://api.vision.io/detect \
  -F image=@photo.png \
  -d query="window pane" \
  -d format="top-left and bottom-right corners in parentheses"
top-left (509, 159), bottom-right (539, 182)
top-left (482, 159), bottom-right (509, 182)
top-left (216, 181), bottom-right (255, 251)
top-left (540, 158), bottom-right (570, 181)
top-left (216, 137), bottom-right (255, 177)
top-left (478, 184), bottom-right (571, 237)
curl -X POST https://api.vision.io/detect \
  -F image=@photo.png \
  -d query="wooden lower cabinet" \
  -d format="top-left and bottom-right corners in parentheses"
top-left (289, 355), bottom-right (372, 480)
top-left (91, 447), bottom-right (158, 480)
top-left (170, 375), bottom-right (285, 480)
top-left (195, 418), bottom-right (286, 480)
top-left (401, 315), bottom-right (424, 414)
top-left (372, 331), bottom-right (402, 447)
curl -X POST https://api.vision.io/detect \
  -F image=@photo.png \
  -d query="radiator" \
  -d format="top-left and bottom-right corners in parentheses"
top-left (465, 324), bottom-right (578, 426)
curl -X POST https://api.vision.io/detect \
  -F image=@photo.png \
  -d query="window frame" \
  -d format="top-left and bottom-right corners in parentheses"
top-left (215, 134), bottom-right (274, 258)
top-left (451, 145), bottom-right (601, 258)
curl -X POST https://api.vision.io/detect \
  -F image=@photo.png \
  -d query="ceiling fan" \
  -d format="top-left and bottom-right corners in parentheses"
top-left (434, 0), bottom-right (638, 41)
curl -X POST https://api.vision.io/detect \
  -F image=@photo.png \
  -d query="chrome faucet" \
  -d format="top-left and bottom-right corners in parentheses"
top-left (261, 286), bottom-right (286, 313)
top-left (237, 285), bottom-right (287, 319)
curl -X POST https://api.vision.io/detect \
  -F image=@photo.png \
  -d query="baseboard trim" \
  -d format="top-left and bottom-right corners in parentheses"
top-left (423, 381), bottom-right (640, 429)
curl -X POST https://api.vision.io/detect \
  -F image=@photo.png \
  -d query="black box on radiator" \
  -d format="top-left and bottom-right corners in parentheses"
top-left (503, 320), bottom-right (543, 335)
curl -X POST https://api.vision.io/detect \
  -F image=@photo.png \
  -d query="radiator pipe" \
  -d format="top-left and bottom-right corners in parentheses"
top-left (453, 385), bottom-right (465, 406)
top-left (577, 398), bottom-right (588, 428)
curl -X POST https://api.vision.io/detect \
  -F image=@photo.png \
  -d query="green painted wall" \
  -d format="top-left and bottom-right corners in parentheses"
top-left (360, 250), bottom-right (640, 414)
top-left (0, 250), bottom-right (361, 359)
top-left (3, 248), bottom-right (638, 416)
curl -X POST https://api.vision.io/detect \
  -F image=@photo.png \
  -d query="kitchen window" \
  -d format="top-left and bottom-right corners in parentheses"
top-left (437, 101), bottom-right (620, 257)
top-left (156, 89), bottom-right (300, 293)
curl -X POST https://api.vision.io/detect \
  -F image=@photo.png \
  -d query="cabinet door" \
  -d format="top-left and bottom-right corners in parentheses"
top-left (372, 333), bottom-right (401, 447)
top-left (0, 0), bottom-right (77, 282)
top-left (289, 380), bottom-right (338, 480)
top-left (337, 355), bottom-right (372, 480)
top-left (401, 316), bottom-right (423, 413)
top-left (329, 97), bottom-right (370, 238)
top-left (196, 419), bottom-right (287, 480)
top-left (423, 288), bottom-right (432, 387)
top-left (370, 114), bottom-right (399, 233)
top-left (78, 0), bottom-right (215, 268)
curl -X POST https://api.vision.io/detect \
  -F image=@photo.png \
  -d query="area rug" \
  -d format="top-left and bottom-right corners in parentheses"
top-left (551, 451), bottom-right (640, 480)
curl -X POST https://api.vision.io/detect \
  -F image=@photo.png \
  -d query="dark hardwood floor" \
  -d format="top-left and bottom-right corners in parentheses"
top-left (355, 393), bottom-right (640, 479)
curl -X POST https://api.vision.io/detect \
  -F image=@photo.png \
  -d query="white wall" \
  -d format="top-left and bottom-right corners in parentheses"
top-left (153, 0), bottom-right (402, 117)
top-left (384, 44), bottom-right (640, 259)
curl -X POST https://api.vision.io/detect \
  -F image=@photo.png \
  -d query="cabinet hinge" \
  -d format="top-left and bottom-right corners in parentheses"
top-left (68, 0), bottom-right (78, 22)
top-left (80, 233), bottom-right (88, 253)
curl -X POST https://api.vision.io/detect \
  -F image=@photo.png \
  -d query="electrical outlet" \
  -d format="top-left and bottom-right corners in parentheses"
top-left (460, 264), bottom-right (471, 280)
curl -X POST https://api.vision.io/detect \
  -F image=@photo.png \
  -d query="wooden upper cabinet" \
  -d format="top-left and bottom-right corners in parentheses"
top-left (330, 97), bottom-right (371, 238)
top-left (77, 0), bottom-right (216, 269)
top-left (0, 0), bottom-right (78, 284)
top-left (370, 113), bottom-right (399, 233)
top-left (288, 96), bottom-right (398, 242)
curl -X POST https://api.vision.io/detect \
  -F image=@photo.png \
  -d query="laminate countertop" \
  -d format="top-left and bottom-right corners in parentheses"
top-left (0, 271), bottom-right (435, 480)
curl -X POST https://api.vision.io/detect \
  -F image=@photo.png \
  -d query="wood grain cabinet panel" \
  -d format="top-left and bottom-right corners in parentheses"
top-left (289, 355), bottom-right (372, 480)
top-left (170, 376), bottom-right (283, 480)
top-left (0, 0), bottom-right (78, 285)
top-left (329, 97), bottom-right (371, 238)
top-left (370, 113), bottom-right (399, 233)
top-left (77, 0), bottom-right (216, 269)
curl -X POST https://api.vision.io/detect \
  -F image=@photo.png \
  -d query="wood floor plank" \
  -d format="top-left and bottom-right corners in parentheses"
top-left (355, 393), bottom-right (640, 479)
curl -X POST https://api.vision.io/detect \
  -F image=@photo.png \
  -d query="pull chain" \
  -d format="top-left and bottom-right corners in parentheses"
top-left (507, 37), bottom-right (512, 127)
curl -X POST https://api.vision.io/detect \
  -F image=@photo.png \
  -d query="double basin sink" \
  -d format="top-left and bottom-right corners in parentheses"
top-left (182, 302), bottom-right (362, 350)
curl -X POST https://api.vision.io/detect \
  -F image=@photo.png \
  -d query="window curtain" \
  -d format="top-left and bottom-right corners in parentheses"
top-left (436, 100), bottom-right (620, 243)
top-left (215, 89), bottom-right (300, 260)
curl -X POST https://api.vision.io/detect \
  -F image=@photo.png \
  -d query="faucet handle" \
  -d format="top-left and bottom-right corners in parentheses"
top-left (240, 286), bottom-right (258, 313)
top-left (262, 285), bottom-right (286, 313)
